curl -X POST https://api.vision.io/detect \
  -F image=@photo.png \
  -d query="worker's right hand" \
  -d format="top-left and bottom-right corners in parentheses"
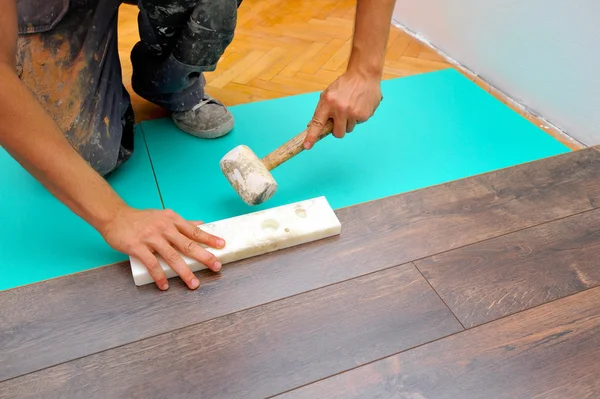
top-left (98, 206), bottom-right (225, 291)
top-left (304, 70), bottom-right (382, 149)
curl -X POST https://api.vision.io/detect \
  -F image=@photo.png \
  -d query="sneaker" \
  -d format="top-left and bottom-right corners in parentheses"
top-left (171, 94), bottom-right (234, 138)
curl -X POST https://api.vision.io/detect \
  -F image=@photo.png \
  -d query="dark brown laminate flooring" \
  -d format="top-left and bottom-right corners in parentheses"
top-left (275, 286), bottom-right (600, 399)
top-left (2, 147), bottom-right (600, 398)
top-left (0, 265), bottom-right (463, 399)
top-left (415, 207), bottom-right (600, 327)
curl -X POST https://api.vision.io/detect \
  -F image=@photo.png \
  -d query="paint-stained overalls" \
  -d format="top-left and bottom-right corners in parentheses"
top-left (16, 0), bottom-right (241, 176)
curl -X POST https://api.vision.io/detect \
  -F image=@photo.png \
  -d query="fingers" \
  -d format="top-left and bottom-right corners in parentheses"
top-left (152, 238), bottom-right (201, 290)
top-left (167, 227), bottom-right (223, 273)
top-left (171, 216), bottom-right (224, 272)
top-left (155, 212), bottom-right (225, 290)
top-left (346, 118), bottom-right (357, 134)
top-left (135, 248), bottom-right (169, 291)
top-left (107, 207), bottom-right (226, 291)
top-left (304, 96), bottom-right (331, 150)
top-left (176, 218), bottom-right (225, 249)
top-left (331, 115), bottom-right (347, 139)
top-left (331, 99), bottom-right (352, 138)
top-left (315, 88), bottom-right (351, 140)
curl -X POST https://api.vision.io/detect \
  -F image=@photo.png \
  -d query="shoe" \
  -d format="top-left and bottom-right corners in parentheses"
top-left (171, 93), bottom-right (234, 138)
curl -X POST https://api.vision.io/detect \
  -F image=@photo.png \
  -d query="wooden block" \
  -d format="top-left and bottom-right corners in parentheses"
top-left (129, 196), bottom-right (341, 286)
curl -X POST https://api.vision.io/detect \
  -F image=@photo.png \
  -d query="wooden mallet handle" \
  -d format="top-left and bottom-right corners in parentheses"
top-left (261, 119), bottom-right (334, 171)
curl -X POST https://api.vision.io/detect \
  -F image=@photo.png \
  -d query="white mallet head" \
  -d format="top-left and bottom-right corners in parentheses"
top-left (220, 145), bottom-right (278, 206)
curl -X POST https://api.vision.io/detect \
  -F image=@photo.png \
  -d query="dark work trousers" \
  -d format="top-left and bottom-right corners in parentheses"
top-left (15, 0), bottom-right (241, 176)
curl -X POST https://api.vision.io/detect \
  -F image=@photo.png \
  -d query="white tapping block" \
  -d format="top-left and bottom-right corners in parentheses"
top-left (129, 196), bottom-right (342, 286)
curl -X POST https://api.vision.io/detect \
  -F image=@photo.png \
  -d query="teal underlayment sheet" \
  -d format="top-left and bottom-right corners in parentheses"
top-left (141, 68), bottom-right (570, 223)
top-left (0, 127), bottom-right (163, 290)
top-left (1, 68), bottom-right (570, 290)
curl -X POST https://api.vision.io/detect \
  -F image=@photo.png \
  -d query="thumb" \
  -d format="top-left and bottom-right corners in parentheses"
top-left (304, 101), bottom-right (330, 150)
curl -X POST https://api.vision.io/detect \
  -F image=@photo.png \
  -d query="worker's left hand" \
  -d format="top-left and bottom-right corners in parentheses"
top-left (304, 70), bottom-right (382, 149)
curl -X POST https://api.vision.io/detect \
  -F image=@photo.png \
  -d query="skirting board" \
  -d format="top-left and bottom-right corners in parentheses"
top-left (129, 196), bottom-right (342, 286)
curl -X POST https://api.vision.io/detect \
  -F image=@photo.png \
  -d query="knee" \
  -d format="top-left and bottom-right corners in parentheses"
top-left (139, 0), bottom-right (199, 27)
top-left (173, 0), bottom-right (238, 70)
top-left (190, 0), bottom-right (238, 37)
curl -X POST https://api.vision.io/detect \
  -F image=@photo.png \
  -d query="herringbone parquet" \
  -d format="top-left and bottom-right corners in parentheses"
top-left (118, 0), bottom-right (450, 120)
top-left (117, 0), bottom-right (581, 149)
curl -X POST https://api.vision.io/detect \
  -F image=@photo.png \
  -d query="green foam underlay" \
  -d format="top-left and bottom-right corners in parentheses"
top-left (1, 69), bottom-right (570, 290)
top-left (141, 69), bottom-right (570, 222)
top-left (0, 128), bottom-right (162, 290)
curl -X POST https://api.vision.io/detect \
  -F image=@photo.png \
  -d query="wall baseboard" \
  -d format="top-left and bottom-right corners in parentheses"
top-left (391, 19), bottom-right (586, 150)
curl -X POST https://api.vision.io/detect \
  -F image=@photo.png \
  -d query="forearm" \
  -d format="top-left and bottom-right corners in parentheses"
top-left (347, 0), bottom-right (396, 78)
top-left (0, 63), bottom-right (128, 232)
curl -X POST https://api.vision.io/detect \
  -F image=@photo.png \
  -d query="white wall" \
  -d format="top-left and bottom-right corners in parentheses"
top-left (392, 0), bottom-right (600, 145)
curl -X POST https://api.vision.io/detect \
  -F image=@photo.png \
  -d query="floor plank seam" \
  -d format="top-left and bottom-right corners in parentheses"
top-left (1, 261), bottom-right (422, 383)
top-left (414, 253), bottom-right (600, 331)
top-left (263, 328), bottom-right (469, 399)
top-left (407, 205), bottom-right (600, 266)
top-left (264, 285), bottom-right (600, 399)
top-left (454, 282), bottom-right (600, 331)
top-left (140, 125), bottom-right (166, 209)
top-left (411, 261), bottom-right (466, 330)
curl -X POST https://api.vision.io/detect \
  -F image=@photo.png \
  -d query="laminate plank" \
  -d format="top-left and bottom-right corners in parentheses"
top-left (0, 266), bottom-right (463, 399)
top-left (275, 286), bottom-right (600, 399)
top-left (3, 147), bottom-right (600, 381)
top-left (415, 208), bottom-right (600, 328)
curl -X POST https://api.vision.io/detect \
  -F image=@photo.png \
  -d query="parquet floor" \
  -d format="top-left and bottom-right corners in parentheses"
top-left (117, 0), bottom-right (581, 149)
top-left (118, 0), bottom-right (448, 119)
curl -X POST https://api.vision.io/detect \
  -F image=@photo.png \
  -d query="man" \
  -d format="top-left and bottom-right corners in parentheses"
top-left (0, 0), bottom-right (395, 290)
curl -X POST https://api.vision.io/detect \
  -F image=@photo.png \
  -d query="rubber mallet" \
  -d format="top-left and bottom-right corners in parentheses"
top-left (220, 119), bottom-right (334, 206)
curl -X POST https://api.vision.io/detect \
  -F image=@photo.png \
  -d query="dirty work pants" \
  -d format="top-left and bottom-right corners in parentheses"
top-left (16, 0), bottom-right (241, 176)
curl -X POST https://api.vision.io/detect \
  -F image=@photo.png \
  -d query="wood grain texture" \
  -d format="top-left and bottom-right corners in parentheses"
top-left (275, 287), bottom-right (600, 399)
top-left (0, 266), bottom-right (463, 399)
top-left (262, 119), bottom-right (333, 170)
top-left (415, 208), bottom-right (600, 328)
top-left (2, 148), bottom-right (600, 382)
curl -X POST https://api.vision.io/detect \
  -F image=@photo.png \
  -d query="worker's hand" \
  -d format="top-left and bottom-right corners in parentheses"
top-left (99, 206), bottom-right (225, 291)
top-left (304, 70), bottom-right (383, 149)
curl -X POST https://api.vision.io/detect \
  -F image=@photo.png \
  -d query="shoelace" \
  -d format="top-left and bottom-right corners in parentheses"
top-left (190, 98), bottom-right (211, 112)
top-left (190, 95), bottom-right (223, 112)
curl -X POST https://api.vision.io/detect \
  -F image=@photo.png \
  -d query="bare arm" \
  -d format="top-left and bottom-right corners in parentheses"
top-left (0, 0), bottom-right (223, 290)
top-left (304, 0), bottom-right (396, 147)
top-left (347, 0), bottom-right (396, 80)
